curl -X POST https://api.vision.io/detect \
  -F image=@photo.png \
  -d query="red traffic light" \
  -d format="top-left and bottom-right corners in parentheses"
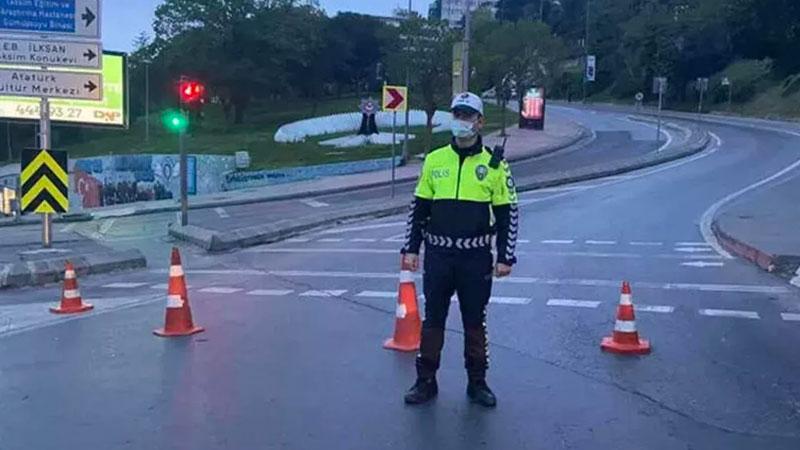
top-left (179, 80), bottom-right (205, 104)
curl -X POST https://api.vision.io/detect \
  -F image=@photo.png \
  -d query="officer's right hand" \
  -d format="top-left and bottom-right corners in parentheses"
top-left (402, 253), bottom-right (420, 272)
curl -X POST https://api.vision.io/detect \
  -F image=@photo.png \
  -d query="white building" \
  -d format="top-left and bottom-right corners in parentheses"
top-left (440, 0), bottom-right (498, 26)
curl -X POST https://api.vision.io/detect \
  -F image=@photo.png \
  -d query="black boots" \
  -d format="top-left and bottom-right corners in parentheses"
top-left (467, 379), bottom-right (497, 408)
top-left (404, 377), bottom-right (438, 404)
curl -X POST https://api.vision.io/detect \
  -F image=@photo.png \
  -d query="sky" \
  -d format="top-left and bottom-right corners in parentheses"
top-left (104, 1), bottom-right (431, 52)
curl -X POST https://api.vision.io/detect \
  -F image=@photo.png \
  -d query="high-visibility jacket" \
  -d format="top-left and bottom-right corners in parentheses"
top-left (402, 137), bottom-right (519, 265)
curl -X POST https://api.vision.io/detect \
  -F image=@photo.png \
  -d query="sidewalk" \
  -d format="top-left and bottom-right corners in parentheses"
top-left (712, 172), bottom-right (800, 286)
top-left (0, 226), bottom-right (146, 288)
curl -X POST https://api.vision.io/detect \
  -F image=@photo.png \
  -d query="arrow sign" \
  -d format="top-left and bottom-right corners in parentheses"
top-left (682, 261), bottom-right (725, 268)
top-left (0, 69), bottom-right (102, 101)
top-left (0, 0), bottom-right (101, 39)
top-left (0, 38), bottom-right (102, 69)
top-left (382, 85), bottom-right (408, 112)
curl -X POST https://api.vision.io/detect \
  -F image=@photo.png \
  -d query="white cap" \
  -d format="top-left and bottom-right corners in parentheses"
top-left (451, 92), bottom-right (484, 116)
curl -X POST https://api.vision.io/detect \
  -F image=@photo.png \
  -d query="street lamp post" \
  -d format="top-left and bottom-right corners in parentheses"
top-left (402, 0), bottom-right (411, 164)
top-left (583, 0), bottom-right (591, 102)
top-left (462, 0), bottom-right (472, 92)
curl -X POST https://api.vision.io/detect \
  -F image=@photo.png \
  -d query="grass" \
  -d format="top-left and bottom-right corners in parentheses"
top-left (59, 98), bottom-right (510, 170)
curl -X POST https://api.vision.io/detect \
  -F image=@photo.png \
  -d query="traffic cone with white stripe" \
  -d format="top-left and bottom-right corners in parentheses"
top-left (50, 261), bottom-right (93, 314)
top-left (383, 258), bottom-right (422, 352)
top-left (601, 281), bottom-right (651, 355)
top-left (154, 248), bottom-right (204, 337)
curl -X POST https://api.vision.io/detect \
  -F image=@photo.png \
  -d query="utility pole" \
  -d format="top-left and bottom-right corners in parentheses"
top-left (145, 60), bottom-right (151, 144)
top-left (402, 0), bottom-right (411, 163)
top-left (583, 0), bottom-right (591, 102)
top-left (39, 98), bottom-right (52, 248)
top-left (462, 0), bottom-right (472, 92)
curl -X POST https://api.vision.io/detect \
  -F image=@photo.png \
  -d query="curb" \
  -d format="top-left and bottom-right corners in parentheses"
top-left (171, 128), bottom-right (710, 253)
top-left (169, 200), bottom-right (410, 253)
top-left (0, 213), bottom-right (94, 228)
top-left (0, 249), bottom-right (147, 289)
top-left (711, 220), bottom-right (800, 287)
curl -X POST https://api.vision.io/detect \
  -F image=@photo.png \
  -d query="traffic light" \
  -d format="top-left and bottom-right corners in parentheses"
top-left (178, 79), bottom-right (205, 104)
top-left (162, 109), bottom-right (189, 134)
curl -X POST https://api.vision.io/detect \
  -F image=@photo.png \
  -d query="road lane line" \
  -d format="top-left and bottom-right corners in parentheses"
top-left (547, 299), bottom-right (601, 308)
top-left (675, 242), bottom-right (711, 247)
top-left (517, 239), bottom-right (531, 243)
top-left (699, 309), bottom-right (760, 319)
top-left (319, 222), bottom-right (406, 234)
top-left (59, 223), bottom-right (76, 233)
top-left (198, 287), bottom-right (243, 294)
top-left (214, 207), bottom-right (230, 219)
top-left (350, 238), bottom-right (378, 242)
top-left (300, 290), bottom-right (347, 297)
top-left (630, 241), bottom-right (663, 246)
top-left (246, 289), bottom-right (294, 296)
top-left (382, 233), bottom-right (407, 242)
top-left (586, 240), bottom-right (616, 245)
top-left (103, 282), bottom-right (149, 289)
top-left (357, 291), bottom-right (396, 298)
top-left (150, 283), bottom-right (168, 290)
top-left (681, 261), bottom-right (724, 268)
top-left (301, 199), bottom-right (330, 208)
top-left (99, 219), bottom-right (116, 235)
top-left (318, 238), bottom-right (344, 243)
top-left (286, 238), bottom-right (311, 243)
top-left (248, 248), bottom-right (399, 254)
top-left (541, 240), bottom-right (574, 244)
top-left (490, 297), bottom-right (531, 305)
top-left (781, 313), bottom-right (800, 322)
top-left (635, 305), bottom-right (675, 314)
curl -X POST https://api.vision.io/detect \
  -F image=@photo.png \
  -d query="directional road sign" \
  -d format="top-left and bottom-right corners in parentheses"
top-left (0, 0), bottom-right (100, 39)
top-left (382, 85), bottom-right (407, 112)
top-left (0, 68), bottom-right (101, 101)
top-left (20, 148), bottom-right (69, 214)
top-left (0, 37), bottom-right (102, 69)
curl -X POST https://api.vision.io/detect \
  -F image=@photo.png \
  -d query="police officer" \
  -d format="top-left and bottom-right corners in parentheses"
top-left (401, 92), bottom-right (519, 408)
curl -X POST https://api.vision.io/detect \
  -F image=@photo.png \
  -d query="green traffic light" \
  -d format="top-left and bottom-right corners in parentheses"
top-left (162, 109), bottom-right (189, 133)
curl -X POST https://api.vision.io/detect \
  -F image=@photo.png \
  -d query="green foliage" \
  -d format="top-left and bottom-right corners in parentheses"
top-left (709, 59), bottom-right (773, 104)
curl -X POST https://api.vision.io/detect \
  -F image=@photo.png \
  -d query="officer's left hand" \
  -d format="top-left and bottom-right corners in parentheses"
top-left (494, 263), bottom-right (512, 278)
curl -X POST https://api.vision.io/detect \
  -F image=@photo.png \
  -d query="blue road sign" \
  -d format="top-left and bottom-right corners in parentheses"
top-left (0, 0), bottom-right (100, 38)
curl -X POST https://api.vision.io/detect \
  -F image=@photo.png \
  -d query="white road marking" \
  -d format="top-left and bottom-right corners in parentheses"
top-left (150, 283), bottom-right (168, 290)
top-left (199, 287), bottom-right (243, 294)
top-left (300, 198), bottom-right (330, 208)
top-left (630, 241), bottom-right (663, 247)
top-left (318, 221), bottom-right (406, 234)
top-left (781, 313), bottom-right (800, 322)
top-left (635, 305), bottom-right (675, 314)
top-left (541, 240), bottom-right (574, 245)
top-left (318, 238), bottom-right (344, 243)
top-left (586, 240), bottom-right (616, 245)
top-left (251, 248), bottom-right (399, 254)
top-left (547, 299), bottom-right (601, 308)
top-left (350, 238), bottom-right (378, 242)
top-left (699, 309), bottom-right (760, 319)
top-left (246, 289), bottom-right (294, 296)
top-left (675, 247), bottom-right (712, 253)
top-left (214, 207), bottom-right (230, 219)
top-left (59, 223), bottom-right (76, 233)
top-left (19, 248), bottom-right (70, 255)
top-left (490, 297), bottom-right (531, 305)
top-left (357, 291), bottom-right (397, 298)
top-left (526, 186), bottom-right (588, 193)
top-left (103, 282), bottom-right (149, 289)
top-left (300, 290), bottom-right (347, 297)
top-left (99, 219), bottom-right (116, 235)
top-left (682, 261), bottom-right (725, 268)
top-left (383, 233), bottom-right (407, 242)
top-left (517, 239), bottom-right (531, 244)
top-left (675, 242), bottom-right (711, 247)
top-left (286, 238), bottom-right (311, 243)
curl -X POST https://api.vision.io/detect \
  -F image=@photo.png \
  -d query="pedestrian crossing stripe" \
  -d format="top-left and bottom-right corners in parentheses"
top-left (20, 149), bottom-right (69, 214)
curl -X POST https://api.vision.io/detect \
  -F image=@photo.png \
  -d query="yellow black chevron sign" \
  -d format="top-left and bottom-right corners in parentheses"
top-left (20, 149), bottom-right (69, 214)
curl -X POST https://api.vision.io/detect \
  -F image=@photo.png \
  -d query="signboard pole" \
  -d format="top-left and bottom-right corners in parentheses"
top-left (40, 98), bottom-right (52, 248)
top-left (391, 112), bottom-right (397, 199)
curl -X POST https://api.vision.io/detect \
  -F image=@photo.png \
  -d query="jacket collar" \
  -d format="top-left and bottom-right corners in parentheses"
top-left (450, 135), bottom-right (484, 158)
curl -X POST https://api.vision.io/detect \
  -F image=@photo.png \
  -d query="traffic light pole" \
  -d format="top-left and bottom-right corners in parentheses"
top-left (179, 125), bottom-right (188, 227)
top-left (40, 98), bottom-right (52, 248)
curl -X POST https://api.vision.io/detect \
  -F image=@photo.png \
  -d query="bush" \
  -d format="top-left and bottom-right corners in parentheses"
top-left (710, 59), bottom-right (773, 104)
top-left (781, 73), bottom-right (800, 98)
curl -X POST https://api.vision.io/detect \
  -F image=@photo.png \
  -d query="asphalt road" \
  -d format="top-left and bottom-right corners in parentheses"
top-left (1, 108), bottom-right (798, 449)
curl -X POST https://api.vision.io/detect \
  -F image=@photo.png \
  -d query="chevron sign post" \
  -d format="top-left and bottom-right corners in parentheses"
top-left (20, 149), bottom-right (69, 215)
top-left (382, 84), bottom-right (408, 199)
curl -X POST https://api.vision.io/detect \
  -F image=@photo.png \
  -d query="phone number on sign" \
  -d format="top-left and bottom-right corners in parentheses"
top-left (15, 105), bottom-right (83, 119)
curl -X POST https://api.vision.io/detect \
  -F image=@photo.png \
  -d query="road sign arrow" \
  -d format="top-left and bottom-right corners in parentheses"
top-left (82, 7), bottom-right (96, 27)
top-left (84, 49), bottom-right (97, 61)
top-left (681, 261), bottom-right (724, 268)
top-left (386, 88), bottom-right (404, 110)
top-left (84, 81), bottom-right (98, 92)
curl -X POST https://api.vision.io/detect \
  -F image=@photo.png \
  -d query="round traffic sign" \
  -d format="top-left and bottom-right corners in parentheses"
top-left (635, 92), bottom-right (644, 101)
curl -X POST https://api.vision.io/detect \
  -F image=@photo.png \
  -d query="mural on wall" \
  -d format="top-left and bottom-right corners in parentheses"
top-left (71, 154), bottom-right (234, 209)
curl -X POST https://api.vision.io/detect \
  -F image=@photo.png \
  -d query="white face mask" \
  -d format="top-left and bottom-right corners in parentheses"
top-left (451, 119), bottom-right (477, 139)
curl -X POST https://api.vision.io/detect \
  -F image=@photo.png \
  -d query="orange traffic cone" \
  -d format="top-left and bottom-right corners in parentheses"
top-left (383, 258), bottom-right (422, 352)
top-left (601, 281), bottom-right (651, 355)
top-left (50, 261), bottom-right (94, 314)
top-left (154, 248), bottom-right (204, 337)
